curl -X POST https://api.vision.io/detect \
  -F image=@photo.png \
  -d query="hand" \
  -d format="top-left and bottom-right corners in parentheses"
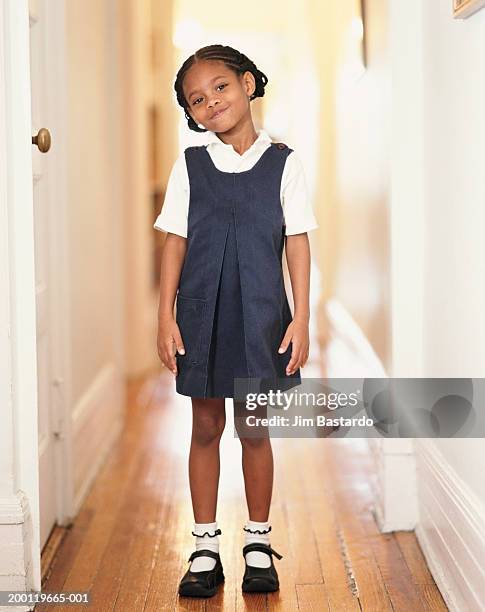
top-left (278, 318), bottom-right (310, 375)
top-left (157, 315), bottom-right (185, 376)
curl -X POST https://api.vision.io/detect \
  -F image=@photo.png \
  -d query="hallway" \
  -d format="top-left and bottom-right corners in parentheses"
top-left (38, 372), bottom-right (446, 611)
top-left (4, 0), bottom-right (485, 608)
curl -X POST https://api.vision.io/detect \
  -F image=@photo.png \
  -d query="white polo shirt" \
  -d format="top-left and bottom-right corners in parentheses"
top-left (153, 128), bottom-right (319, 237)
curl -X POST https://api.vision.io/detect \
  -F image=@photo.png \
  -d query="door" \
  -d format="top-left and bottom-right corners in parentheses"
top-left (29, 0), bottom-right (70, 550)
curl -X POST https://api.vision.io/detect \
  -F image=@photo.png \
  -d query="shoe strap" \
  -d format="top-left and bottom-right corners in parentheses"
top-left (242, 542), bottom-right (283, 560)
top-left (243, 525), bottom-right (272, 535)
top-left (188, 549), bottom-right (221, 563)
top-left (191, 528), bottom-right (222, 537)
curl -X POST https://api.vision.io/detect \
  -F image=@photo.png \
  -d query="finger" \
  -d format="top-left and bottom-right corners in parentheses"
top-left (292, 347), bottom-right (307, 372)
top-left (286, 345), bottom-right (301, 374)
top-left (287, 359), bottom-right (301, 375)
top-left (165, 341), bottom-right (178, 375)
top-left (173, 329), bottom-right (185, 355)
top-left (278, 332), bottom-right (292, 354)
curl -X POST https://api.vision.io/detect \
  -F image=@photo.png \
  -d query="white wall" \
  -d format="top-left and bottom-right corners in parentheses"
top-left (422, 1), bottom-right (485, 379)
top-left (306, 0), bottom-right (391, 370)
top-left (65, 0), bottom-right (124, 403)
top-left (64, 0), bottom-right (126, 507)
top-left (123, 0), bottom-right (178, 379)
top-left (395, 1), bottom-right (485, 608)
top-left (421, 0), bottom-right (485, 493)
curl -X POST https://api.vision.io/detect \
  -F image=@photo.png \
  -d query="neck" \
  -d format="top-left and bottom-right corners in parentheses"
top-left (215, 118), bottom-right (258, 156)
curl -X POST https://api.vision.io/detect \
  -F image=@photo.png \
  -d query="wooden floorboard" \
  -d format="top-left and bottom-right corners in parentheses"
top-left (39, 373), bottom-right (448, 611)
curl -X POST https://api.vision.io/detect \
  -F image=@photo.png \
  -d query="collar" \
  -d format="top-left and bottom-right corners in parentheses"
top-left (205, 128), bottom-right (272, 151)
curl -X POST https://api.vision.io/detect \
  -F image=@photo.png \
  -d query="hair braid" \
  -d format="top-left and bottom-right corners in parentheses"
top-left (174, 44), bottom-right (268, 133)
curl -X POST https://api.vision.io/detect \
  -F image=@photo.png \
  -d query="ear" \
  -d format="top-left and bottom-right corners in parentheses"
top-left (241, 70), bottom-right (256, 98)
top-left (185, 107), bottom-right (196, 124)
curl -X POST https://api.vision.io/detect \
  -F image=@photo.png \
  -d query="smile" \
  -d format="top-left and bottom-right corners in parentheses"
top-left (211, 107), bottom-right (228, 120)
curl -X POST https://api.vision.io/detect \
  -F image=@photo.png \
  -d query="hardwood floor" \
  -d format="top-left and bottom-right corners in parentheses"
top-left (39, 371), bottom-right (447, 611)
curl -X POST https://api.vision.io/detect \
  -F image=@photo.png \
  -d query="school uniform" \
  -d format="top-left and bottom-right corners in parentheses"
top-left (154, 129), bottom-right (318, 399)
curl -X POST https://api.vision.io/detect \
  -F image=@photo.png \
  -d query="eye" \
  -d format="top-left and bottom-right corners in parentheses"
top-left (191, 83), bottom-right (228, 106)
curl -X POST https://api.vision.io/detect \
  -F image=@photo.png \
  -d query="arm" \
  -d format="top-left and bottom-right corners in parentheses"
top-left (279, 232), bottom-right (311, 375)
top-left (157, 233), bottom-right (187, 376)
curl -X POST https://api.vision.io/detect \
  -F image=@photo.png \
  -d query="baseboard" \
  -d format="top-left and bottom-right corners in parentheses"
top-left (415, 440), bottom-right (485, 611)
top-left (71, 363), bottom-right (124, 517)
top-left (368, 438), bottom-right (418, 532)
top-left (0, 491), bottom-right (35, 610)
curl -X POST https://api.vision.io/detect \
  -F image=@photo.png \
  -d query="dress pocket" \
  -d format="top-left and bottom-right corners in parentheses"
top-left (175, 294), bottom-right (207, 365)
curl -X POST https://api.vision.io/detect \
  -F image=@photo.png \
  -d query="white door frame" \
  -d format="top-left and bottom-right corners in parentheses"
top-left (0, 0), bottom-right (71, 593)
top-left (368, 0), bottom-right (424, 533)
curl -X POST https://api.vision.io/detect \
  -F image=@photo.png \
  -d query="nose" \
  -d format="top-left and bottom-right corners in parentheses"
top-left (207, 96), bottom-right (220, 109)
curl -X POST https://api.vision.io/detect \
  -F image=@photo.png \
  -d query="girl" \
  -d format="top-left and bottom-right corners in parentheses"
top-left (155, 45), bottom-right (318, 598)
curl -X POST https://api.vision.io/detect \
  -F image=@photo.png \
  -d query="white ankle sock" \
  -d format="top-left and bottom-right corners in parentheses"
top-left (243, 520), bottom-right (272, 568)
top-left (190, 521), bottom-right (219, 572)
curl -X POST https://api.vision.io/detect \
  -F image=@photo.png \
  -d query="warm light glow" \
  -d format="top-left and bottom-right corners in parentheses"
top-left (172, 18), bottom-right (204, 50)
top-left (351, 16), bottom-right (364, 42)
top-left (341, 15), bottom-right (366, 81)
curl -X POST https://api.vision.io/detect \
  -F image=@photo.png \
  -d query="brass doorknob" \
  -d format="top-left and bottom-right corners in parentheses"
top-left (32, 128), bottom-right (51, 153)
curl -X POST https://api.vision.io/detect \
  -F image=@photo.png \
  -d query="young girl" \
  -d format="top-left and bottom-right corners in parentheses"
top-left (155, 44), bottom-right (318, 598)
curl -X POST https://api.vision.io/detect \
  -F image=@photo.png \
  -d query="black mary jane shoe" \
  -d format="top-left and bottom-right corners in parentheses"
top-left (178, 549), bottom-right (225, 598)
top-left (242, 543), bottom-right (283, 593)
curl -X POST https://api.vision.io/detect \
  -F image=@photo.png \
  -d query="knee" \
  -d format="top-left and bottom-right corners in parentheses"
top-left (239, 435), bottom-right (269, 450)
top-left (192, 413), bottom-right (226, 446)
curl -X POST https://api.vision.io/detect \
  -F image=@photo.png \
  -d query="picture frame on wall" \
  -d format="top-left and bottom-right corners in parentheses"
top-left (453, 0), bottom-right (485, 18)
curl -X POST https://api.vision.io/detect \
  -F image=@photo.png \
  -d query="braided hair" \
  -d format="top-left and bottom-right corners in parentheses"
top-left (174, 45), bottom-right (268, 133)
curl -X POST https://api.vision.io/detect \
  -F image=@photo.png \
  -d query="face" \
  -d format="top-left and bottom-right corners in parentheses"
top-left (182, 59), bottom-right (256, 132)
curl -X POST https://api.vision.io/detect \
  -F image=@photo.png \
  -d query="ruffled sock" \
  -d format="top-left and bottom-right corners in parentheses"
top-left (190, 521), bottom-right (220, 572)
top-left (243, 519), bottom-right (272, 568)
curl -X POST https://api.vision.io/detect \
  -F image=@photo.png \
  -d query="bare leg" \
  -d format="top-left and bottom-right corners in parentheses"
top-left (234, 400), bottom-right (273, 521)
top-left (189, 397), bottom-right (226, 522)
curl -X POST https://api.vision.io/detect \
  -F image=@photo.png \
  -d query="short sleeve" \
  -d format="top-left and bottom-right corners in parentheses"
top-left (281, 151), bottom-right (319, 236)
top-left (153, 152), bottom-right (189, 238)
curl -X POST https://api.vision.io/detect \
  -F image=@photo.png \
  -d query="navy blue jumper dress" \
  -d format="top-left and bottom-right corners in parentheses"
top-left (175, 141), bottom-right (301, 399)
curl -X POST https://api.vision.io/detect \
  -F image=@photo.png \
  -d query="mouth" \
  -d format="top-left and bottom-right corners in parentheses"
top-left (211, 107), bottom-right (228, 120)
